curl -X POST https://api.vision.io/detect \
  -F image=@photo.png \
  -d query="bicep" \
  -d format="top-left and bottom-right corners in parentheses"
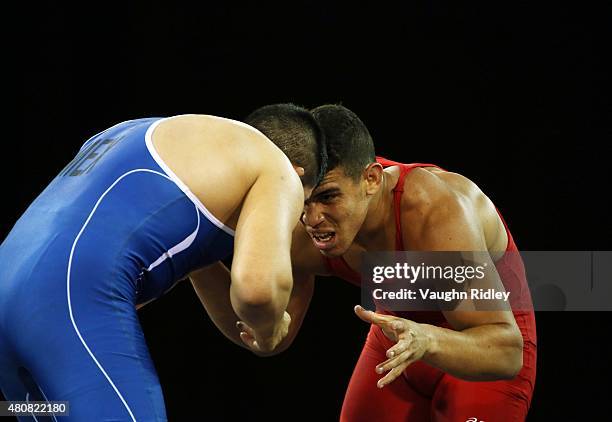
top-left (231, 167), bottom-right (303, 283)
top-left (414, 198), bottom-right (517, 330)
top-left (416, 197), bottom-right (485, 252)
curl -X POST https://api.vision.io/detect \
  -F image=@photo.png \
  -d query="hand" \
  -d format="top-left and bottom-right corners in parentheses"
top-left (236, 311), bottom-right (291, 355)
top-left (354, 305), bottom-right (432, 388)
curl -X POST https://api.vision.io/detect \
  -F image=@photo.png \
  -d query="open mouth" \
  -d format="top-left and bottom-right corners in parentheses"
top-left (311, 231), bottom-right (337, 250)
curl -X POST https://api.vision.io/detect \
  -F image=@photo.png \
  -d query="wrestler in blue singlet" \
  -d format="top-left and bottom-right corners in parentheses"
top-left (0, 117), bottom-right (235, 421)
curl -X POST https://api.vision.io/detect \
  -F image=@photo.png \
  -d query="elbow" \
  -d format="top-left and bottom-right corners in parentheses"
top-left (232, 281), bottom-right (274, 309)
top-left (499, 351), bottom-right (523, 380)
top-left (499, 328), bottom-right (524, 380)
top-left (232, 284), bottom-right (275, 313)
top-left (231, 270), bottom-right (292, 309)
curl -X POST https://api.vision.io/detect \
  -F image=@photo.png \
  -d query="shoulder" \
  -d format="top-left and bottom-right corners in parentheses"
top-left (159, 114), bottom-right (286, 159)
top-left (153, 114), bottom-right (303, 219)
top-left (403, 167), bottom-right (487, 216)
top-left (165, 114), bottom-right (264, 138)
top-left (186, 115), bottom-right (301, 188)
top-left (402, 168), bottom-right (463, 217)
top-left (400, 168), bottom-right (486, 249)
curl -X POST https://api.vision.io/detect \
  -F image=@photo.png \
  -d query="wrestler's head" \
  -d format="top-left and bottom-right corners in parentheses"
top-left (304, 104), bottom-right (381, 256)
top-left (245, 103), bottom-right (327, 199)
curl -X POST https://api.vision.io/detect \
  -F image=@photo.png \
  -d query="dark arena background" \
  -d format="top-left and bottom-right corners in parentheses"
top-left (7, 1), bottom-right (611, 420)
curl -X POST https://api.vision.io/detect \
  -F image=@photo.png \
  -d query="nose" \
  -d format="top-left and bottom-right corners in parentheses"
top-left (303, 203), bottom-right (325, 228)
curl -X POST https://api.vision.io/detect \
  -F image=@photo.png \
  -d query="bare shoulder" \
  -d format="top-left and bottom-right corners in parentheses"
top-left (401, 167), bottom-right (506, 252)
top-left (157, 114), bottom-right (301, 184)
top-left (152, 114), bottom-right (300, 230)
top-left (158, 114), bottom-right (285, 159)
top-left (159, 114), bottom-right (263, 137)
top-left (403, 167), bottom-right (490, 215)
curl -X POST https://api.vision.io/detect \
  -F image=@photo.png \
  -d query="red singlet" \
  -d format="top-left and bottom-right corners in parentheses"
top-left (326, 157), bottom-right (537, 422)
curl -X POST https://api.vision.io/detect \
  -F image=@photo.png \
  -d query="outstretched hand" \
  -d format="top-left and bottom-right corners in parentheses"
top-left (354, 305), bottom-right (432, 388)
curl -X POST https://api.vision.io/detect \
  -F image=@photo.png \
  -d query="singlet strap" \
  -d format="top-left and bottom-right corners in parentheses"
top-left (376, 157), bottom-right (441, 251)
top-left (392, 166), bottom-right (410, 250)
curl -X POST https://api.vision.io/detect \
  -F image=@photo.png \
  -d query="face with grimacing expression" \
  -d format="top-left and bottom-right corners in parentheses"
top-left (302, 164), bottom-right (383, 257)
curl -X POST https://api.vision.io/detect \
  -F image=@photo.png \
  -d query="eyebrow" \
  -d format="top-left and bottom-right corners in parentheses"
top-left (305, 187), bottom-right (341, 205)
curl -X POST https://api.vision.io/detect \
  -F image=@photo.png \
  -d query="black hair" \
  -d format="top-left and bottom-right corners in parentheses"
top-left (311, 104), bottom-right (375, 180)
top-left (245, 103), bottom-right (327, 187)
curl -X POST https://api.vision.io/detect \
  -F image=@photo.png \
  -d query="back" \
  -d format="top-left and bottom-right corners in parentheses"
top-left (0, 117), bottom-right (235, 313)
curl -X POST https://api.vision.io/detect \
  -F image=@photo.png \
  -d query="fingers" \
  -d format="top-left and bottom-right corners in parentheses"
top-left (385, 334), bottom-right (413, 359)
top-left (354, 305), bottom-right (375, 323)
top-left (236, 312), bottom-right (291, 353)
top-left (239, 331), bottom-right (259, 350)
top-left (281, 311), bottom-right (292, 337)
top-left (354, 305), bottom-right (392, 325)
top-left (354, 306), bottom-right (408, 336)
top-left (376, 358), bottom-right (416, 388)
top-left (237, 321), bottom-right (260, 351)
top-left (376, 349), bottom-right (413, 375)
top-left (236, 320), bottom-right (255, 337)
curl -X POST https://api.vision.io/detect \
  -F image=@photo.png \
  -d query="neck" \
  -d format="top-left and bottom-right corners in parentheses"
top-left (354, 173), bottom-right (395, 249)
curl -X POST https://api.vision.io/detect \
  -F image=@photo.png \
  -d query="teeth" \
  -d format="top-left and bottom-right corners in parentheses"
top-left (314, 233), bottom-right (334, 242)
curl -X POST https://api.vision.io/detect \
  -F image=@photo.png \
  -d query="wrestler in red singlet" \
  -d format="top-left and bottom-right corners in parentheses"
top-left (328, 158), bottom-right (537, 422)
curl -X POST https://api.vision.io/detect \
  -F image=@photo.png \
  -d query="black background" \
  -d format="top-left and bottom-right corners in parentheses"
top-left (6, 1), bottom-right (612, 420)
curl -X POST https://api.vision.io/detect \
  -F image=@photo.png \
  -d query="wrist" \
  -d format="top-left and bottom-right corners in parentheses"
top-left (421, 324), bottom-right (440, 360)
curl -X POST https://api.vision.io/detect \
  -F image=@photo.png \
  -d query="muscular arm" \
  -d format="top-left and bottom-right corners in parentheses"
top-left (189, 219), bottom-right (326, 355)
top-left (267, 224), bottom-right (329, 353)
top-left (254, 272), bottom-right (314, 356)
top-left (190, 262), bottom-right (245, 348)
top-left (189, 262), bottom-right (315, 355)
top-left (413, 194), bottom-right (523, 380)
top-left (229, 160), bottom-right (305, 351)
top-left (362, 193), bottom-right (523, 387)
top-left (238, 224), bottom-right (328, 355)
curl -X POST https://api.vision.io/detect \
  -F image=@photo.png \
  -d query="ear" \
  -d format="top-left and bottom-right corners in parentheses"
top-left (364, 162), bottom-right (384, 195)
top-left (292, 165), bottom-right (305, 177)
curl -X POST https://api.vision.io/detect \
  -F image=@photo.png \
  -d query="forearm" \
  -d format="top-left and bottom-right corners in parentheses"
top-left (423, 322), bottom-right (524, 381)
top-left (256, 274), bottom-right (315, 356)
top-left (189, 264), bottom-right (247, 349)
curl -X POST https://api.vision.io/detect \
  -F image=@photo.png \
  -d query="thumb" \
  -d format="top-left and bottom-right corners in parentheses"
top-left (354, 305), bottom-right (379, 324)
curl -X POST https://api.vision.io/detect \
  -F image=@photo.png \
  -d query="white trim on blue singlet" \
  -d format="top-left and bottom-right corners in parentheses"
top-left (25, 393), bottom-right (39, 422)
top-left (37, 383), bottom-right (58, 422)
top-left (146, 203), bottom-right (201, 272)
top-left (67, 168), bottom-right (175, 422)
top-left (144, 116), bottom-right (236, 236)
